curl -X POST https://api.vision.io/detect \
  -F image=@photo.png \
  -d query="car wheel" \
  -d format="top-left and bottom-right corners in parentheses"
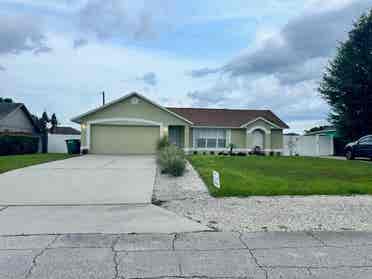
top-left (346, 150), bottom-right (354, 160)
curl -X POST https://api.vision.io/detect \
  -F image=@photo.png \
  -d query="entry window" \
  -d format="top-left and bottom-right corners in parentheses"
top-left (218, 138), bottom-right (226, 148)
top-left (207, 138), bottom-right (217, 148)
top-left (197, 138), bottom-right (206, 148)
top-left (194, 128), bottom-right (226, 148)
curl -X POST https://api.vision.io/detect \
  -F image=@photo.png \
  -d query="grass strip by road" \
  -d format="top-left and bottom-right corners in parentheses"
top-left (0, 153), bottom-right (75, 174)
top-left (188, 155), bottom-right (372, 197)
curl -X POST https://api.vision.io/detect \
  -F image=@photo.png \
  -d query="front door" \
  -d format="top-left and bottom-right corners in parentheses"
top-left (252, 129), bottom-right (264, 150)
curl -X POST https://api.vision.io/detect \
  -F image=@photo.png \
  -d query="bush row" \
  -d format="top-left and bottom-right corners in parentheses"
top-left (192, 150), bottom-right (282, 156)
top-left (0, 134), bottom-right (39, 155)
top-left (156, 136), bottom-right (186, 177)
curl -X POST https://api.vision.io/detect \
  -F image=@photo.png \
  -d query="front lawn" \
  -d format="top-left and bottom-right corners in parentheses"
top-left (188, 155), bottom-right (372, 197)
top-left (0, 153), bottom-right (75, 174)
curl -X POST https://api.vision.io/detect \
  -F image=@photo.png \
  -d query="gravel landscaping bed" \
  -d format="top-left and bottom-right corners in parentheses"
top-left (153, 160), bottom-right (372, 232)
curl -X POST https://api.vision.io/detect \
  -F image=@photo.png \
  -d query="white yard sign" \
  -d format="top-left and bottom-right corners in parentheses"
top-left (212, 170), bottom-right (221, 188)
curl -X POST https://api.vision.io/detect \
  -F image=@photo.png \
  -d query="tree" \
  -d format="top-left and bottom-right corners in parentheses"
top-left (0, 97), bottom-right (13, 103)
top-left (50, 113), bottom-right (58, 133)
top-left (39, 111), bottom-right (50, 153)
top-left (40, 111), bottom-right (49, 132)
top-left (319, 9), bottom-right (372, 141)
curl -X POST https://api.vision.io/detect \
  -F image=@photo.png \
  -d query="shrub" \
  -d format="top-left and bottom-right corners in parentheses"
top-left (237, 152), bottom-right (246, 156)
top-left (210, 151), bottom-right (215, 155)
top-left (156, 136), bottom-right (170, 151)
top-left (0, 134), bottom-right (39, 155)
top-left (228, 143), bottom-right (236, 155)
top-left (193, 151), bottom-right (198, 155)
top-left (157, 145), bottom-right (186, 176)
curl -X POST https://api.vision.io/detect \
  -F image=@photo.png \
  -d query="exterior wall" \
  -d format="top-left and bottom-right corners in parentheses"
top-left (231, 129), bottom-right (246, 148)
top-left (81, 127), bottom-right (87, 147)
top-left (246, 133), bottom-right (253, 149)
top-left (79, 96), bottom-right (190, 149)
top-left (0, 108), bottom-right (36, 134)
top-left (48, 133), bottom-right (80, 153)
top-left (189, 125), bottom-right (284, 153)
top-left (80, 97), bottom-right (188, 126)
top-left (189, 128), bottom-right (193, 148)
top-left (183, 126), bottom-right (189, 148)
top-left (271, 129), bottom-right (283, 150)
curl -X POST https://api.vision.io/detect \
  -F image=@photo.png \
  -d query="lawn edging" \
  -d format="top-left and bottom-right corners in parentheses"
top-left (0, 153), bottom-right (76, 174)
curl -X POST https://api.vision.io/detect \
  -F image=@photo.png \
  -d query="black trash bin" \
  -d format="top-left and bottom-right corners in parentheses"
top-left (65, 139), bottom-right (81, 154)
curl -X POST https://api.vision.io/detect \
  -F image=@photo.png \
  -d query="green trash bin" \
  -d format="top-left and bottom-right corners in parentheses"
top-left (65, 139), bottom-right (81, 154)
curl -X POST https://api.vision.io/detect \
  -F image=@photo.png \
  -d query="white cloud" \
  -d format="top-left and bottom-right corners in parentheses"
top-left (0, 33), bottom-right (213, 126)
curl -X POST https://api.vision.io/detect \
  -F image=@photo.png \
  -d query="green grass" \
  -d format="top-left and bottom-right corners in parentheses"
top-left (0, 153), bottom-right (75, 174)
top-left (188, 155), bottom-right (372, 197)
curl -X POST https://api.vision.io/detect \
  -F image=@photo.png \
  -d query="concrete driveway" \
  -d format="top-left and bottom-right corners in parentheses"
top-left (0, 155), bottom-right (209, 234)
top-left (0, 155), bottom-right (156, 205)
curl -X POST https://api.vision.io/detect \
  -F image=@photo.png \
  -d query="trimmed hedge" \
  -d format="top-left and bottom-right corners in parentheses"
top-left (0, 134), bottom-right (39, 155)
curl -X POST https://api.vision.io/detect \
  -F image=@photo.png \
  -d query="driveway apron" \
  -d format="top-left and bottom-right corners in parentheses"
top-left (0, 155), bottom-right (209, 234)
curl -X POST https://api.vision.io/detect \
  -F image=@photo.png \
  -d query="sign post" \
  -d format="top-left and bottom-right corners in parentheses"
top-left (212, 170), bottom-right (221, 188)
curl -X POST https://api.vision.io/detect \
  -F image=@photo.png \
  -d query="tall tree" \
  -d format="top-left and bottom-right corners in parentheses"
top-left (319, 9), bottom-right (372, 141)
top-left (0, 97), bottom-right (13, 103)
top-left (40, 111), bottom-right (50, 153)
top-left (50, 113), bottom-right (58, 133)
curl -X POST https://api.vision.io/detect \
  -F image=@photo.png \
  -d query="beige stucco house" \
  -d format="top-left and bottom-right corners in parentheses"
top-left (71, 92), bottom-right (289, 154)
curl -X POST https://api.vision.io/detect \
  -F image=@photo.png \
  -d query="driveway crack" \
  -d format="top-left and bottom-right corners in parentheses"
top-left (0, 206), bottom-right (9, 214)
top-left (306, 231), bottom-right (327, 246)
top-left (25, 235), bottom-right (59, 278)
top-left (111, 235), bottom-right (120, 279)
top-left (239, 233), bottom-right (268, 279)
top-left (172, 234), bottom-right (184, 277)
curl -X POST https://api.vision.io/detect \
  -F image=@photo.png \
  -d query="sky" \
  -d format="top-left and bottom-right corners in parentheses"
top-left (0, 0), bottom-right (371, 133)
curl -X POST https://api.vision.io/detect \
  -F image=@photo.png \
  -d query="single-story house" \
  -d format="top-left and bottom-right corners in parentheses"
top-left (0, 102), bottom-right (41, 155)
top-left (0, 102), bottom-right (40, 136)
top-left (71, 92), bottom-right (289, 155)
top-left (305, 126), bottom-right (337, 137)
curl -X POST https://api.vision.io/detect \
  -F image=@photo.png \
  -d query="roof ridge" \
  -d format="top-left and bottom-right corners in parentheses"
top-left (167, 107), bottom-right (272, 112)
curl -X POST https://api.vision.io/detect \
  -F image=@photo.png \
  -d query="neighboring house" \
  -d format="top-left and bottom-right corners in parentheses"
top-left (71, 92), bottom-right (289, 155)
top-left (48, 126), bottom-right (81, 153)
top-left (0, 103), bottom-right (40, 136)
top-left (305, 126), bottom-right (337, 137)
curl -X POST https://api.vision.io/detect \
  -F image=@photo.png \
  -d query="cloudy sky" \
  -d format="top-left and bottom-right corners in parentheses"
top-left (0, 0), bottom-right (371, 133)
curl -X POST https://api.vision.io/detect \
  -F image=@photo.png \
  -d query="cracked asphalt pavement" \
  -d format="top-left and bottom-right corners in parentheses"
top-left (1, 231), bottom-right (372, 278)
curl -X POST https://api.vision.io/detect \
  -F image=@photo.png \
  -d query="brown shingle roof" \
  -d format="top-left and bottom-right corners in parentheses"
top-left (166, 107), bottom-right (289, 128)
top-left (49, 126), bottom-right (81, 135)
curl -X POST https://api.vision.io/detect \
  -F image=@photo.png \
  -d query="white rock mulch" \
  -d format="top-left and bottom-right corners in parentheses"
top-left (153, 161), bottom-right (372, 232)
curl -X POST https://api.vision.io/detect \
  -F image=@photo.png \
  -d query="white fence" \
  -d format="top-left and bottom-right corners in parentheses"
top-left (48, 134), bottom-right (80, 153)
top-left (283, 135), bottom-right (334, 156)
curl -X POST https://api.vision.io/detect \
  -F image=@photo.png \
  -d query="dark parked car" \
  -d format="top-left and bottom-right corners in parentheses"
top-left (345, 135), bottom-right (372, 160)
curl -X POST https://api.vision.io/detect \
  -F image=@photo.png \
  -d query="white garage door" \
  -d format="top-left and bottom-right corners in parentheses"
top-left (90, 125), bottom-right (160, 154)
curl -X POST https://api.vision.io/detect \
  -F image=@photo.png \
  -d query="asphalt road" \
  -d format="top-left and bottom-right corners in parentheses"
top-left (1, 231), bottom-right (372, 278)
